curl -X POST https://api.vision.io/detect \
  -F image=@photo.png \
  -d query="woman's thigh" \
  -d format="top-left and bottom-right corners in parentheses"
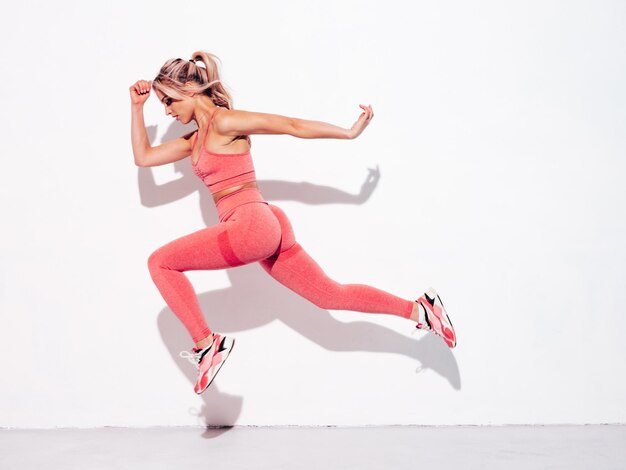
top-left (149, 202), bottom-right (282, 271)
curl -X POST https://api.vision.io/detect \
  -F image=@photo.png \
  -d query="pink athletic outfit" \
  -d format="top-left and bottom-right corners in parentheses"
top-left (148, 107), bottom-right (414, 343)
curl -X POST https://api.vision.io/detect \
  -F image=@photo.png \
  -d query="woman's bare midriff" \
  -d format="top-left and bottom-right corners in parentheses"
top-left (212, 181), bottom-right (259, 204)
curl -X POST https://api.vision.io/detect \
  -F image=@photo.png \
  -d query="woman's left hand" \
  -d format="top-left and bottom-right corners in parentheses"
top-left (346, 104), bottom-right (374, 139)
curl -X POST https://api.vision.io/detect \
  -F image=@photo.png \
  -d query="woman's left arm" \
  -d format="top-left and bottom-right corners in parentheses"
top-left (215, 105), bottom-right (374, 140)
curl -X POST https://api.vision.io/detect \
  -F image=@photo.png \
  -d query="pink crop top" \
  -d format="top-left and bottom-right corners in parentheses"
top-left (191, 107), bottom-right (258, 194)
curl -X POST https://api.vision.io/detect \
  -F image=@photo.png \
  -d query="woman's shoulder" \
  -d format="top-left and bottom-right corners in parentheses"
top-left (212, 107), bottom-right (251, 146)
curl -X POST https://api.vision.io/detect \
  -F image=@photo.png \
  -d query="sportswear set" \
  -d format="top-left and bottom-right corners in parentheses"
top-left (147, 106), bottom-right (456, 394)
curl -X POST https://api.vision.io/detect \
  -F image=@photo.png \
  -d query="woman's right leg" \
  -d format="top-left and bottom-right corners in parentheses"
top-left (259, 204), bottom-right (414, 318)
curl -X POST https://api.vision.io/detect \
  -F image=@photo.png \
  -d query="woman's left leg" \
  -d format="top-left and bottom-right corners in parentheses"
top-left (147, 202), bottom-right (282, 344)
top-left (259, 204), bottom-right (414, 319)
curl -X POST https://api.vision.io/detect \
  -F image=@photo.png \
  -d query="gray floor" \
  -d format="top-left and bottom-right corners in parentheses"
top-left (1, 425), bottom-right (624, 469)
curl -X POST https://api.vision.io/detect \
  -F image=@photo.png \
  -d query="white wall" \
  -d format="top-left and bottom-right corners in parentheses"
top-left (1, 0), bottom-right (624, 428)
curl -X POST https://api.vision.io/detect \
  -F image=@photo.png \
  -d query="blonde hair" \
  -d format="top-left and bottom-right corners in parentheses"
top-left (152, 51), bottom-right (251, 146)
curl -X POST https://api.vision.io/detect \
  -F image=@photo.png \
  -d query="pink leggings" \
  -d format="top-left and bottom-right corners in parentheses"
top-left (148, 187), bottom-right (414, 343)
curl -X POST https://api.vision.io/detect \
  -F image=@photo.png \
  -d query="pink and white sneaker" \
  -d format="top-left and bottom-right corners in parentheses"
top-left (413, 287), bottom-right (457, 348)
top-left (179, 333), bottom-right (236, 394)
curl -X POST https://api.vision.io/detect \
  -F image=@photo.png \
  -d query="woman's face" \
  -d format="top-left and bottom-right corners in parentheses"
top-left (155, 89), bottom-right (194, 124)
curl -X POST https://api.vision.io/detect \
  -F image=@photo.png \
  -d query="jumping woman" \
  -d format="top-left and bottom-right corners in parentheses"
top-left (130, 50), bottom-right (456, 395)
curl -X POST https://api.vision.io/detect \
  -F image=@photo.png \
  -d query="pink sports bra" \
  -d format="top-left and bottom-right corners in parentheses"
top-left (191, 107), bottom-right (258, 194)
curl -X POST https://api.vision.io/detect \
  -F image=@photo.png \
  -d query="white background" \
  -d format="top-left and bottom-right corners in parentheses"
top-left (1, 0), bottom-right (624, 427)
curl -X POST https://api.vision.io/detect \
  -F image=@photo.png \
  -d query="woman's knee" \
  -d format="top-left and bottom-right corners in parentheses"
top-left (147, 249), bottom-right (162, 272)
top-left (147, 247), bottom-right (170, 273)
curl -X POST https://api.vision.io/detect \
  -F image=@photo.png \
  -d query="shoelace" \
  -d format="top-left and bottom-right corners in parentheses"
top-left (179, 350), bottom-right (203, 368)
top-left (179, 334), bottom-right (216, 368)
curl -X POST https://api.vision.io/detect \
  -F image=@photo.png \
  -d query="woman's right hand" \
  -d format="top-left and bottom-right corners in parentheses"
top-left (129, 80), bottom-right (153, 105)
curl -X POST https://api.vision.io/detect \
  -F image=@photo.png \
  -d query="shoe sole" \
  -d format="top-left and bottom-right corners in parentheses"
top-left (196, 337), bottom-right (236, 394)
top-left (420, 288), bottom-right (457, 348)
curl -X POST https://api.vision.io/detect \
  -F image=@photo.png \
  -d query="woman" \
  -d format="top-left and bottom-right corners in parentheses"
top-left (130, 50), bottom-right (456, 395)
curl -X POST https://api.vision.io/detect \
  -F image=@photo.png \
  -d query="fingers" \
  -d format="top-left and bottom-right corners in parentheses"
top-left (359, 104), bottom-right (374, 120)
top-left (134, 80), bottom-right (152, 95)
top-left (141, 80), bottom-right (152, 94)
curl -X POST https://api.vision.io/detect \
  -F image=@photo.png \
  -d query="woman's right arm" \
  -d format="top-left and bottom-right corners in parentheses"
top-left (130, 80), bottom-right (193, 167)
top-left (130, 102), bottom-right (151, 166)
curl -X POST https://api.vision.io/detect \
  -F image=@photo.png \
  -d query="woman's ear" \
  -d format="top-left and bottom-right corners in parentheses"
top-left (183, 82), bottom-right (196, 97)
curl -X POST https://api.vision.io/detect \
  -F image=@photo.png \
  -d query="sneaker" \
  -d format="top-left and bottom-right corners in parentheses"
top-left (179, 333), bottom-right (236, 394)
top-left (413, 287), bottom-right (457, 348)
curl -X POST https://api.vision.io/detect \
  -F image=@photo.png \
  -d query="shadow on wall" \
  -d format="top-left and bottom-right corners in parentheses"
top-left (136, 125), bottom-right (460, 432)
